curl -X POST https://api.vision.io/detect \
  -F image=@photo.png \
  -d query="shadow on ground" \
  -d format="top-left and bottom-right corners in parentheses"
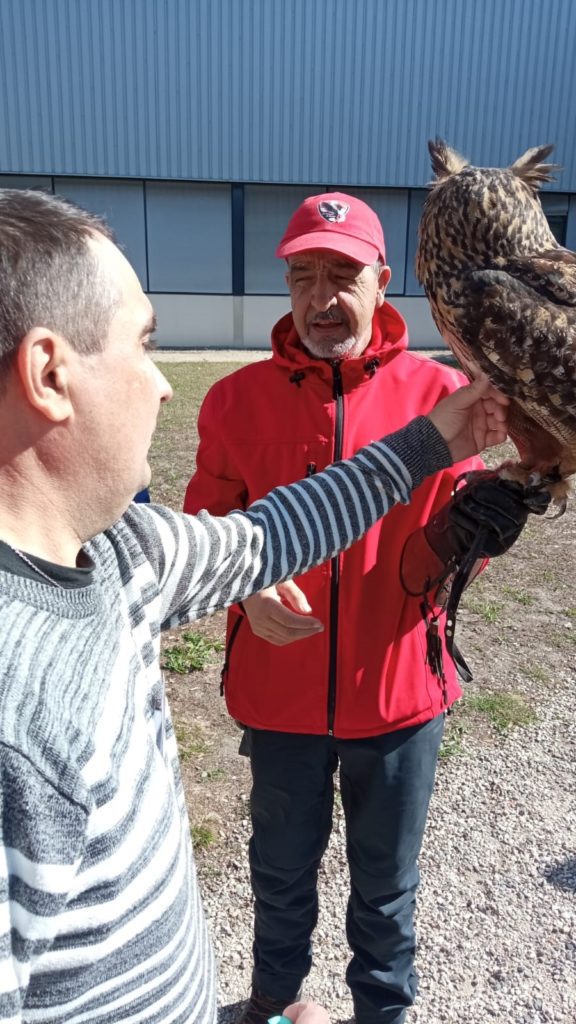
top-left (542, 856), bottom-right (576, 892)
top-left (218, 1000), bottom-right (245, 1024)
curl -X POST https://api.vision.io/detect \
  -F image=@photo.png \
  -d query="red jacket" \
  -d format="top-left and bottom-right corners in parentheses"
top-left (184, 304), bottom-right (482, 738)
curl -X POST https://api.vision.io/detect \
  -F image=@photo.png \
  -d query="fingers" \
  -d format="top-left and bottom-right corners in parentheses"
top-left (482, 396), bottom-right (510, 440)
top-left (472, 387), bottom-right (509, 449)
top-left (447, 375), bottom-right (510, 416)
top-left (470, 377), bottom-right (509, 446)
top-left (468, 373), bottom-right (510, 407)
top-left (482, 397), bottom-right (510, 424)
top-left (243, 588), bottom-right (324, 645)
top-left (277, 579), bottom-right (313, 613)
top-left (461, 373), bottom-right (491, 402)
top-left (484, 424), bottom-right (509, 447)
top-left (427, 375), bottom-right (510, 463)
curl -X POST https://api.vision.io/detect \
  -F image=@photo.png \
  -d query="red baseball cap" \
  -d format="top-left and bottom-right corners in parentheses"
top-left (276, 192), bottom-right (386, 265)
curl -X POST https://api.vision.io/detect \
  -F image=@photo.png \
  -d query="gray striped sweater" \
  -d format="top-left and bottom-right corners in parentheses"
top-left (0, 418), bottom-right (450, 1023)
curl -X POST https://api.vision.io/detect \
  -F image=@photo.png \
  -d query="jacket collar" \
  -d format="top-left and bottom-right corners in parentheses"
top-left (270, 301), bottom-right (409, 385)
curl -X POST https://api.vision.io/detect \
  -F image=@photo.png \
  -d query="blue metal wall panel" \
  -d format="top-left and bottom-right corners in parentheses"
top-left (53, 178), bottom-right (148, 287)
top-left (0, 175), bottom-right (52, 190)
top-left (145, 181), bottom-right (232, 292)
top-left (0, 0), bottom-right (575, 189)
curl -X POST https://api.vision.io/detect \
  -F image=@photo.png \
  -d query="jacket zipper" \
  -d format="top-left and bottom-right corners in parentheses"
top-left (220, 614), bottom-right (244, 696)
top-left (327, 361), bottom-right (344, 735)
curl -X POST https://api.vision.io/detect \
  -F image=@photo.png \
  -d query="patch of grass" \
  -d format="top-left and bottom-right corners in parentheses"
top-left (149, 361), bottom-right (249, 507)
top-left (439, 721), bottom-right (466, 759)
top-left (190, 822), bottom-right (216, 850)
top-left (524, 664), bottom-right (549, 683)
top-left (175, 722), bottom-right (210, 760)
top-left (554, 629), bottom-right (576, 648)
top-left (162, 631), bottom-right (224, 674)
top-left (564, 608), bottom-right (576, 619)
top-left (464, 692), bottom-right (536, 734)
top-left (464, 594), bottom-right (504, 623)
top-left (501, 585), bottom-right (534, 606)
top-left (200, 768), bottom-right (226, 782)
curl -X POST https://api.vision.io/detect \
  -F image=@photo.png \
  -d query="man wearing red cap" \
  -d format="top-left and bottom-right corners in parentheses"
top-left (182, 194), bottom-right (502, 1023)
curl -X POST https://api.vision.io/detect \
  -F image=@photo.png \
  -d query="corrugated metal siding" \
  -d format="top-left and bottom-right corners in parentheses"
top-left (0, 0), bottom-right (575, 188)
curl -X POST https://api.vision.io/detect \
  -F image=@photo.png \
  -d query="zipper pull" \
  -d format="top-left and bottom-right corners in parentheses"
top-left (306, 462), bottom-right (317, 476)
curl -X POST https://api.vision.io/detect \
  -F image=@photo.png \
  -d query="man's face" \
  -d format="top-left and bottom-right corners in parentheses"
top-left (286, 251), bottom-right (391, 360)
top-left (72, 235), bottom-right (172, 512)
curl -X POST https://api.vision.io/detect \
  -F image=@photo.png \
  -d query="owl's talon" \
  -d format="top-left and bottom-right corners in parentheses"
top-left (546, 501), bottom-right (566, 519)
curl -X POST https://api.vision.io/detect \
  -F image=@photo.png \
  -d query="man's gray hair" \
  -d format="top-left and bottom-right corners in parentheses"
top-left (0, 189), bottom-right (119, 379)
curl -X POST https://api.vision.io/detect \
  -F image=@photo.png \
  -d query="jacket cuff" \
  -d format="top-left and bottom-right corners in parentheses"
top-left (383, 416), bottom-right (452, 491)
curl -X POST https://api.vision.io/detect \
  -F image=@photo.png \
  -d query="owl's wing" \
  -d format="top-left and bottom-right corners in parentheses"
top-left (449, 268), bottom-right (576, 473)
top-left (455, 268), bottom-right (576, 426)
top-left (505, 248), bottom-right (576, 306)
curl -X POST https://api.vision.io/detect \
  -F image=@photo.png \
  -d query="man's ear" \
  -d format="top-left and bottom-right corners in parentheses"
top-left (16, 329), bottom-right (74, 423)
top-left (376, 265), bottom-right (392, 306)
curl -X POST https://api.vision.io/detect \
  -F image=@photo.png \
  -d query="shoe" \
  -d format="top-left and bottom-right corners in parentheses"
top-left (237, 987), bottom-right (302, 1024)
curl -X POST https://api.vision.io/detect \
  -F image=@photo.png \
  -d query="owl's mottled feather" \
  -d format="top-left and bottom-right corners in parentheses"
top-left (416, 139), bottom-right (576, 486)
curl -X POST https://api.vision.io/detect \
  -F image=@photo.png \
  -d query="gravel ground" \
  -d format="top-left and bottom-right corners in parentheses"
top-left (197, 673), bottom-right (576, 1024)
top-left (152, 348), bottom-right (271, 362)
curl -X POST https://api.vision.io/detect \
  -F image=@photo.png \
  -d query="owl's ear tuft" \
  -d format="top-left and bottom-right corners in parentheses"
top-left (510, 145), bottom-right (560, 192)
top-left (428, 138), bottom-right (469, 181)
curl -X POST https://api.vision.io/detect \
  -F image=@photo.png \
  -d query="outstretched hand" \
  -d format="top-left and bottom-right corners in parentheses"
top-left (243, 580), bottom-right (324, 645)
top-left (427, 374), bottom-right (509, 462)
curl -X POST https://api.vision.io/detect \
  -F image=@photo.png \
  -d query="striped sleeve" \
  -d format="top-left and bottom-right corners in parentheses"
top-left (133, 416), bottom-right (452, 625)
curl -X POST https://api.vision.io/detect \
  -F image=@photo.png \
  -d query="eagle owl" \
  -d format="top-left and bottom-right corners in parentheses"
top-left (416, 139), bottom-right (576, 500)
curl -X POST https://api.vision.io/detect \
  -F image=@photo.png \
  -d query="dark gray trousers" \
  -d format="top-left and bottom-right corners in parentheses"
top-left (244, 715), bottom-right (444, 1024)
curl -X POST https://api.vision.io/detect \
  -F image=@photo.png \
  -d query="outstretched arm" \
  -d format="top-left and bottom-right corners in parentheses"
top-left (131, 379), bottom-right (509, 625)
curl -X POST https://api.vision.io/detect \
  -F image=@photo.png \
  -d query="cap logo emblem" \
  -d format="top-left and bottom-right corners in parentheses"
top-left (318, 200), bottom-right (350, 223)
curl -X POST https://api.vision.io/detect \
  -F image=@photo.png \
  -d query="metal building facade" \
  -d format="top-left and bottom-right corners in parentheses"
top-left (0, 0), bottom-right (575, 347)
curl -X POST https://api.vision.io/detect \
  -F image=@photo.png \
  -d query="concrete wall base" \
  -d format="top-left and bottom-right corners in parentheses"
top-left (151, 294), bottom-right (446, 350)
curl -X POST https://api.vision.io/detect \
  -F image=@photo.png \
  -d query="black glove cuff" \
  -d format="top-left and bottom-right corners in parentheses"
top-left (425, 471), bottom-right (550, 564)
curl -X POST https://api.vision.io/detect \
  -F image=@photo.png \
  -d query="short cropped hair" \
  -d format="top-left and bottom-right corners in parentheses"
top-left (0, 189), bottom-right (119, 377)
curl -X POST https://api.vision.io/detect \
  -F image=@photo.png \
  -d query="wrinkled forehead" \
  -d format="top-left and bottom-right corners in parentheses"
top-left (287, 250), bottom-right (366, 273)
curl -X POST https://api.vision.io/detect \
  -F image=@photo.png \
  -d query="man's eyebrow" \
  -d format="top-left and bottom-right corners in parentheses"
top-left (330, 258), bottom-right (361, 270)
top-left (289, 258), bottom-right (360, 272)
top-left (288, 261), bottom-right (314, 271)
top-left (140, 315), bottom-right (158, 337)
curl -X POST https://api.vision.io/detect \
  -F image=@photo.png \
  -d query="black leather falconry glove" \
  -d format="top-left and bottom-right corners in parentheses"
top-left (400, 471), bottom-right (550, 682)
